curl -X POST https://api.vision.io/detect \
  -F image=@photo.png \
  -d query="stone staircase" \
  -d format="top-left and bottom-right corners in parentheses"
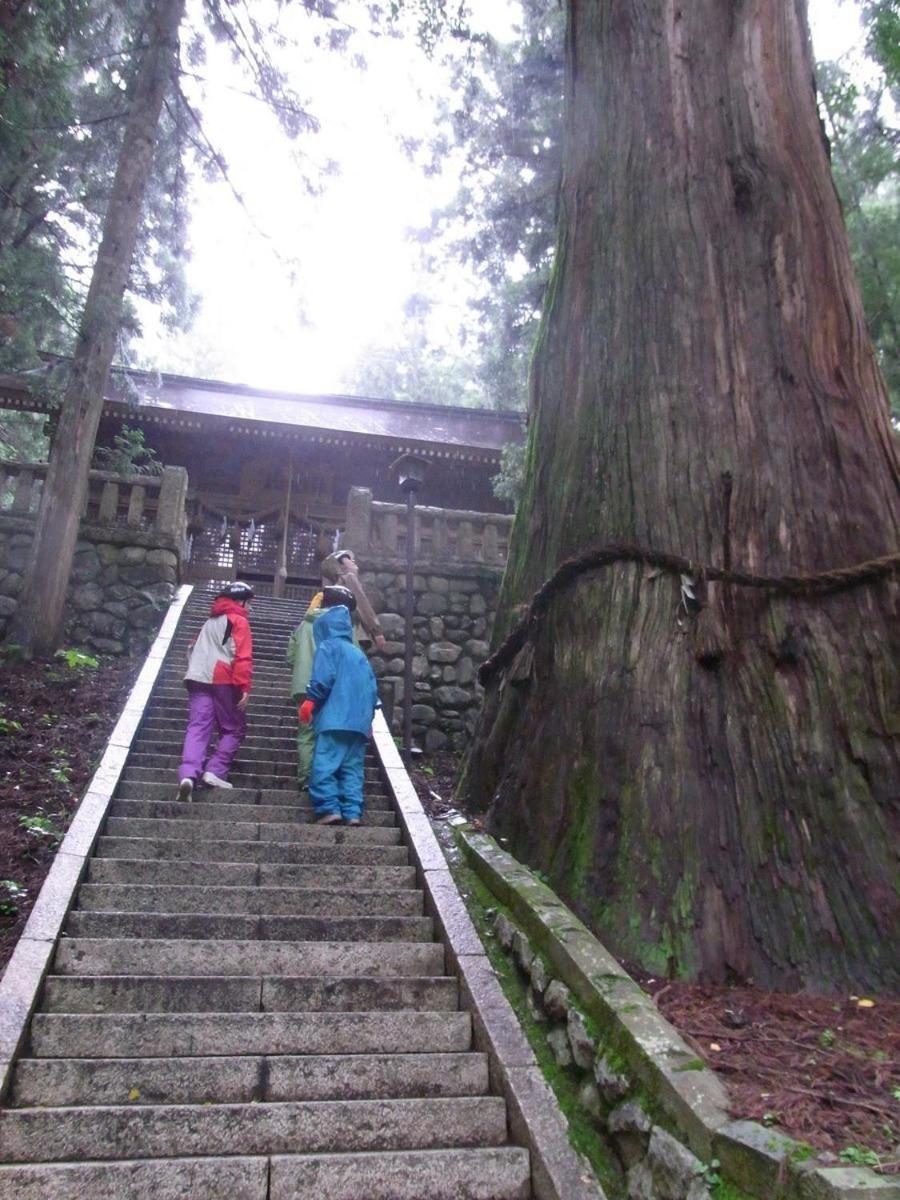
top-left (0, 590), bottom-right (532, 1199)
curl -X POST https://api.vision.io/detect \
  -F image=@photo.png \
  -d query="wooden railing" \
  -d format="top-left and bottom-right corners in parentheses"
top-left (345, 488), bottom-right (513, 567)
top-left (0, 461), bottom-right (188, 540)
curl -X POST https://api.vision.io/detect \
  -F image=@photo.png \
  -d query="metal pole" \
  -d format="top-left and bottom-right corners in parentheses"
top-left (403, 485), bottom-right (416, 764)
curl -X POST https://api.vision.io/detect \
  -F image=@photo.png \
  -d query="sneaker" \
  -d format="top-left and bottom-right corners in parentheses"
top-left (177, 778), bottom-right (193, 802)
top-left (202, 771), bottom-right (233, 789)
top-left (316, 812), bottom-right (342, 826)
top-left (346, 818), bottom-right (362, 827)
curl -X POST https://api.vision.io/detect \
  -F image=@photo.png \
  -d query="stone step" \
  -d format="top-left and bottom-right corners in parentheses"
top-left (153, 684), bottom-right (292, 701)
top-left (10, 1051), bottom-right (487, 1107)
top-left (124, 756), bottom-right (386, 781)
top-left (77, 884), bottom-right (422, 917)
top-left (64, 911), bottom-right (434, 943)
top-left (159, 629), bottom-right (295, 647)
top-left (115, 781), bottom-right (263, 804)
top-left (156, 674), bottom-right (293, 689)
top-left (175, 624), bottom-right (300, 638)
top-left (131, 749), bottom-right (388, 779)
top-left (39, 974), bottom-right (458, 1014)
top-left (0, 1096), bottom-right (508, 1163)
top-left (0, 1156), bottom-right (269, 1200)
top-left (149, 693), bottom-right (294, 711)
top-left (169, 644), bottom-right (299, 656)
top-left (269, 1148), bottom-right (531, 1200)
top-left (150, 687), bottom-right (294, 709)
top-left (85, 858), bottom-right (416, 891)
top-left (118, 766), bottom-right (301, 791)
top-left (108, 798), bottom-right (395, 825)
top-left (151, 672), bottom-right (302, 686)
top-left (102, 816), bottom-right (401, 845)
top-left (140, 706), bottom-right (302, 723)
top-left (95, 835), bottom-right (410, 866)
top-left (29, 1009), bottom-right (467, 1058)
top-left (0, 596), bottom-right (528, 1197)
top-left (53, 938), bottom-right (444, 979)
top-left (112, 782), bottom-right (392, 808)
top-left (172, 631), bottom-right (301, 644)
top-left (140, 713), bottom-right (298, 733)
top-left (126, 752), bottom-right (387, 782)
top-left (163, 658), bottom-right (295, 671)
top-left (0, 1148), bottom-right (531, 1200)
top-left (0, 1099), bottom-right (508, 1161)
top-left (133, 739), bottom-right (300, 761)
top-left (140, 738), bottom-right (306, 758)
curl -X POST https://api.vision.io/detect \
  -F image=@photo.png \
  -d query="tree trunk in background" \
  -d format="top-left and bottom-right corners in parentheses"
top-left (463, 0), bottom-right (900, 992)
top-left (9, 0), bottom-right (185, 657)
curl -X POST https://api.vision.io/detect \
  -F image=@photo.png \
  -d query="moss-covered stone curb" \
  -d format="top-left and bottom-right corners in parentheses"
top-left (371, 716), bottom-right (606, 1200)
top-left (460, 829), bottom-right (900, 1200)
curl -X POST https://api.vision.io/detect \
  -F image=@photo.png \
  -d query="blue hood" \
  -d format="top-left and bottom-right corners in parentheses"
top-left (306, 603), bottom-right (380, 737)
top-left (314, 605), bottom-right (353, 646)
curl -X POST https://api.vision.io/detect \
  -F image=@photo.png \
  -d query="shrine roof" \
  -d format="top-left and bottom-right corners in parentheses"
top-left (0, 367), bottom-right (525, 462)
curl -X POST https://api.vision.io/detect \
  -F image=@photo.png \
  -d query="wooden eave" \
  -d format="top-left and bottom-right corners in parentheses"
top-left (0, 368), bottom-right (524, 467)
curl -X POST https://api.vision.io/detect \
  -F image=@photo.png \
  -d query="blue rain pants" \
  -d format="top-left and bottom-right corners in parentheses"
top-left (309, 729), bottom-right (367, 821)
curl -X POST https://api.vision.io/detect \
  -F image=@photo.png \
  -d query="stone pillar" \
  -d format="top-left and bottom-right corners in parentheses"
top-left (482, 521), bottom-right (498, 564)
top-left (382, 512), bottom-right (399, 556)
top-left (98, 481), bottom-right (119, 524)
top-left (432, 515), bottom-right (449, 560)
top-left (11, 469), bottom-right (33, 514)
top-left (345, 486), bottom-right (372, 554)
top-left (156, 466), bottom-right (189, 538)
top-left (126, 484), bottom-right (146, 527)
top-left (458, 520), bottom-right (474, 561)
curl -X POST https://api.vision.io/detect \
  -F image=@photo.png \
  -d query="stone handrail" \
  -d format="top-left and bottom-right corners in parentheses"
top-left (345, 487), bottom-right (513, 566)
top-left (0, 460), bottom-right (188, 540)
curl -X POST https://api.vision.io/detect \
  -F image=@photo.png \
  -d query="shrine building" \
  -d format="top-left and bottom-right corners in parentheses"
top-left (1, 366), bottom-right (523, 593)
top-left (1, 368), bottom-right (524, 749)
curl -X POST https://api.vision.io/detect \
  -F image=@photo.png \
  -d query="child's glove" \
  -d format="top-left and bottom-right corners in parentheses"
top-left (298, 699), bottom-right (314, 724)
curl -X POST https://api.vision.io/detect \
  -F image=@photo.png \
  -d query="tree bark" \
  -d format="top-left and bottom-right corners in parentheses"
top-left (463, 0), bottom-right (900, 992)
top-left (9, 0), bottom-right (185, 656)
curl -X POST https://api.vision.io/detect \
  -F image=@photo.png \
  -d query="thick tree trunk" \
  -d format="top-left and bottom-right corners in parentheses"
top-left (9, 0), bottom-right (185, 657)
top-left (463, 1), bottom-right (900, 992)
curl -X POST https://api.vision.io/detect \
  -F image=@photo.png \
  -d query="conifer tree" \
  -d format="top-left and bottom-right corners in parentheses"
top-left (463, 0), bottom-right (900, 993)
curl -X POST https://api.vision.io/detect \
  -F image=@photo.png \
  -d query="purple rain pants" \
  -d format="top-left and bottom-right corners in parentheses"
top-left (178, 682), bottom-right (247, 783)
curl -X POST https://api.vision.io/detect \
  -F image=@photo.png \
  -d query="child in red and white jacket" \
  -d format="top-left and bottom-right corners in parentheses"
top-left (177, 582), bottom-right (254, 799)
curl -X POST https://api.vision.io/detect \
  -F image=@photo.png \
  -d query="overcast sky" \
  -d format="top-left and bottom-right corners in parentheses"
top-left (132, 0), bottom-right (869, 395)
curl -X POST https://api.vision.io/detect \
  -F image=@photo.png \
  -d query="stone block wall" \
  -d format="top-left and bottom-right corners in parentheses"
top-left (358, 561), bottom-right (501, 752)
top-left (0, 518), bottom-right (178, 657)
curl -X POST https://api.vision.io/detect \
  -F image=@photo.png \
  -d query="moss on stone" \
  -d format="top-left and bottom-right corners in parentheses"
top-left (710, 1181), bottom-right (757, 1200)
top-left (451, 860), bottom-right (627, 1199)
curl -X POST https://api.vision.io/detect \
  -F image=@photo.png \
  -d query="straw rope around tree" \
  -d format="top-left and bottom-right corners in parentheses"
top-left (478, 543), bottom-right (900, 686)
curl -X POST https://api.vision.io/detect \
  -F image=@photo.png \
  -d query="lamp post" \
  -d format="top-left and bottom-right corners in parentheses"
top-left (389, 453), bottom-right (428, 765)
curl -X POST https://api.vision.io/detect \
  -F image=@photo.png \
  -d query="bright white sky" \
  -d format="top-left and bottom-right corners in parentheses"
top-left (132, 0), bottom-right (869, 395)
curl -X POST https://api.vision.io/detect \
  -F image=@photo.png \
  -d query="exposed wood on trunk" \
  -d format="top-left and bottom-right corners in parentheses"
top-left (9, 0), bottom-right (186, 656)
top-left (463, 0), bottom-right (900, 992)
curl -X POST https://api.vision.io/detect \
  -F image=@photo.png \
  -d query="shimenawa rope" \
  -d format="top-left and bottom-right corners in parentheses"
top-left (478, 543), bottom-right (900, 686)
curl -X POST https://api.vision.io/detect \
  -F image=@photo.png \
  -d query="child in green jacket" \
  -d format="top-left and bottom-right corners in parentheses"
top-left (286, 591), bottom-right (323, 791)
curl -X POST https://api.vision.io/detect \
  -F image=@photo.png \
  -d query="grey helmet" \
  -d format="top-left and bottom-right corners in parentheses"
top-left (217, 582), bottom-right (255, 602)
top-left (321, 584), bottom-right (357, 613)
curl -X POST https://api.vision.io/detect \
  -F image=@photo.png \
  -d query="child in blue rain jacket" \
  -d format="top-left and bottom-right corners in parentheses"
top-left (299, 586), bottom-right (380, 826)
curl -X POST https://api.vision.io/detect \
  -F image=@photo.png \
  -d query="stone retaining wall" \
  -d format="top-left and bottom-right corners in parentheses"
top-left (359, 560), bottom-right (501, 751)
top-left (0, 517), bottom-right (178, 657)
top-left (462, 829), bottom-right (900, 1200)
top-left (493, 909), bottom-right (718, 1200)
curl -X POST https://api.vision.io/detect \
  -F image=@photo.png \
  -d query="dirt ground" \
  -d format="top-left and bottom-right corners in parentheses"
top-left (410, 753), bottom-right (899, 1171)
top-left (0, 653), bottom-right (140, 973)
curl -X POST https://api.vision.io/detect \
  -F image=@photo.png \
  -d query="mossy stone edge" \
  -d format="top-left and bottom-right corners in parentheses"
top-left (459, 829), bottom-right (899, 1200)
